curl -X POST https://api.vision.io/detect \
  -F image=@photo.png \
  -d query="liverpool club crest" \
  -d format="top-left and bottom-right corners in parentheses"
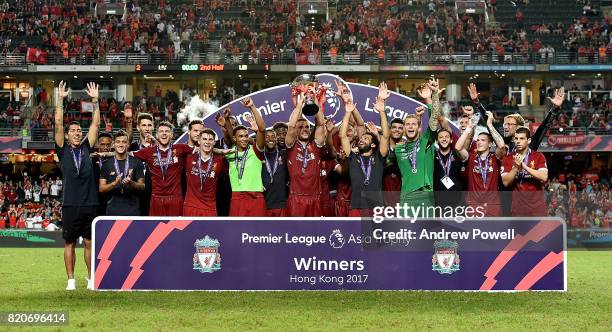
top-left (193, 236), bottom-right (221, 273)
top-left (432, 240), bottom-right (460, 274)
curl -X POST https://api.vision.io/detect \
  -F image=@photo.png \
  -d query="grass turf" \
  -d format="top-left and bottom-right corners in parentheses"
top-left (0, 249), bottom-right (610, 331)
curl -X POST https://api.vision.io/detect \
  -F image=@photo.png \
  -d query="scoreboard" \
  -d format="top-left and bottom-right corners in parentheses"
top-left (134, 64), bottom-right (270, 73)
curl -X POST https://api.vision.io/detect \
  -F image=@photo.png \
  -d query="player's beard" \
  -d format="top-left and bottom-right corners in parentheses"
top-left (358, 145), bottom-right (372, 154)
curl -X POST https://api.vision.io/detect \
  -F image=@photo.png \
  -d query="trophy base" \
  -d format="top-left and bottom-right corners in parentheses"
top-left (302, 103), bottom-right (319, 116)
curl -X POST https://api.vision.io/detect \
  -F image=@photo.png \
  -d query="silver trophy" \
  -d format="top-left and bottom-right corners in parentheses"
top-left (291, 74), bottom-right (322, 116)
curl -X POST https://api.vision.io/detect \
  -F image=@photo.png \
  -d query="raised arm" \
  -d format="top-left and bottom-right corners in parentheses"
top-left (313, 107), bottom-right (326, 146)
top-left (334, 80), bottom-right (365, 138)
top-left (455, 115), bottom-right (477, 161)
top-left (219, 108), bottom-right (235, 146)
top-left (325, 118), bottom-right (338, 159)
top-left (486, 111), bottom-right (507, 159)
top-left (417, 82), bottom-right (433, 106)
top-left (531, 88), bottom-right (565, 151)
top-left (123, 105), bottom-right (133, 142)
top-left (241, 97), bottom-right (265, 150)
top-left (467, 82), bottom-right (489, 124)
top-left (285, 93), bottom-right (305, 148)
top-left (85, 82), bottom-right (101, 147)
top-left (54, 81), bottom-right (68, 146)
top-left (427, 78), bottom-right (443, 131)
top-left (339, 103), bottom-right (355, 157)
top-left (376, 82), bottom-right (391, 157)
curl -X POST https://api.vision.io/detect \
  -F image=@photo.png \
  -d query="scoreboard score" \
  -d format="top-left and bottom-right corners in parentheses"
top-left (134, 64), bottom-right (270, 72)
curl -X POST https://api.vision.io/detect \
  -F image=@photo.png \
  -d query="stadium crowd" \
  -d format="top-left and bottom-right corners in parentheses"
top-left (546, 169), bottom-right (612, 228)
top-left (0, 170), bottom-right (63, 230)
top-left (0, 0), bottom-right (608, 64)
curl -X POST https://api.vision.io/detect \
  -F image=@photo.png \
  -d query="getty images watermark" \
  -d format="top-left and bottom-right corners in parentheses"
top-left (371, 203), bottom-right (488, 224)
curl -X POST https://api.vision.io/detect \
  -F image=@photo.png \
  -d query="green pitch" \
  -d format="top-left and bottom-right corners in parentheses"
top-left (0, 249), bottom-right (610, 331)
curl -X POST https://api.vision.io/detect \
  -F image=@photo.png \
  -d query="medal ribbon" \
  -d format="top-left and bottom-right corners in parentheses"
top-left (300, 142), bottom-right (309, 173)
top-left (518, 148), bottom-right (531, 182)
top-left (71, 146), bottom-right (82, 175)
top-left (113, 157), bottom-right (130, 179)
top-left (155, 144), bottom-right (173, 180)
top-left (477, 153), bottom-right (490, 187)
top-left (197, 152), bottom-right (214, 191)
top-left (359, 155), bottom-right (373, 185)
top-left (264, 148), bottom-right (279, 183)
top-left (409, 139), bottom-right (420, 171)
top-left (234, 145), bottom-right (250, 180)
top-left (436, 151), bottom-right (451, 177)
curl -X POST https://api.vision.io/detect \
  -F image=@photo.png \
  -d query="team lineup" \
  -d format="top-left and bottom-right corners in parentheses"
top-left (54, 77), bottom-right (560, 289)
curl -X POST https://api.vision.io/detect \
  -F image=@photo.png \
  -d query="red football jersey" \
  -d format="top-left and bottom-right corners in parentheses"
top-left (286, 141), bottom-right (323, 195)
top-left (320, 159), bottom-right (337, 197)
top-left (183, 153), bottom-right (226, 210)
top-left (501, 151), bottom-right (548, 216)
top-left (383, 154), bottom-right (401, 192)
top-left (133, 144), bottom-right (192, 196)
top-left (466, 152), bottom-right (502, 208)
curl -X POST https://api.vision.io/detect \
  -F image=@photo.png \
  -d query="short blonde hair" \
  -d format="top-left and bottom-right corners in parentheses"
top-left (404, 114), bottom-right (421, 126)
top-left (504, 113), bottom-right (525, 126)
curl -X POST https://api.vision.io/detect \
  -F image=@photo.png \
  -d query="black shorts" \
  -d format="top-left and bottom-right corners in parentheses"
top-left (61, 206), bottom-right (98, 243)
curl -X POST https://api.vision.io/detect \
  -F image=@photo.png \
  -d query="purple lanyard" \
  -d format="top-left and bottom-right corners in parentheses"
top-left (234, 145), bottom-right (250, 180)
top-left (518, 148), bottom-right (531, 182)
top-left (70, 146), bottom-right (82, 175)
top-left (197, 152), bottom-right (214, 191)
top-left (264, 148), bottom-right (279, 183)
top-left (477, 153), bottom-right (490, 187)
top-left (359, 155), bottom-right (373, 186)
top-left (436, 150), bottom-right (452, 177)
top-left (113, 157), bottom-right (130, 179)
top-left (300, 142), bottom-right (309, 173)
top-left (155, 144), bottom-right (173, 180)
top-left (409, 139), bottom-right (420, 173)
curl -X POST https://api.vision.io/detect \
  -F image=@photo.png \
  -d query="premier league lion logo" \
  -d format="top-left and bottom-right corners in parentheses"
top-left (329, 229), bottom-right (345, 249)
top-left (432, 240), bottom-right (460, 274)
top-left (317, 74), bottom-right (349, 123)
top-left (193, 235), bottom-right (221, 273)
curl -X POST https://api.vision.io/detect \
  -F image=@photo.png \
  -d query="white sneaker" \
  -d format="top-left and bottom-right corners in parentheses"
top-left (86, 278), bottom-right (94, 290)
top-left (66, 279), bottom-right (76, 290)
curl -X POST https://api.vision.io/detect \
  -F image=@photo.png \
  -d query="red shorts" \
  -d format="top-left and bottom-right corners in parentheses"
top-left (183, 205), bottom-right (217, 217)
top-left (149, 194), bottom-right (183, 216)
top-left (286, 194), bottom-right (321, 217)
top-left (348, 209), bottom-right (373, 218)
top-left (229, 192), bottom-right (266, 217)
top-left (320, 197), bottom-right (334, 217)
top-left (334, 198), bottom-right (351, 217)
top-left (266, 208), bottom-right (286, 217)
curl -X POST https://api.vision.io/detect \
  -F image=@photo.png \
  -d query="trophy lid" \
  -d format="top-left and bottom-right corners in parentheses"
top-left (292, 74), bottom-right (319, 86)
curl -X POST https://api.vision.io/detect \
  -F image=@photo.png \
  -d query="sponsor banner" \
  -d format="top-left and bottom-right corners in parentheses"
top-left (567, 228), bottom-right (612, 248)
top-left (549, 64), bottom-right (612, 71)
top-left (0, 66), bottom-right (28, 72)
top-left (546, 134), bottom-right (586, 147)
top-left (35, 65), bottom-right (111, 72)
top-left (380, 65), bottom-right (450, 71)
top-left (92, 217), bottom-right (565, 291)
top-left (0, 137), bottom-right (22, 153)
top-left (295, 65), bottom-right (374, 72)
top-left (0, 229), bottom-right (64, 247)
top-left (539, 135), bottom-right (612, 152)
top-left (176, 73), bottom-right (459, 143)
top-left (464, 64), bottom-right (536, 71)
